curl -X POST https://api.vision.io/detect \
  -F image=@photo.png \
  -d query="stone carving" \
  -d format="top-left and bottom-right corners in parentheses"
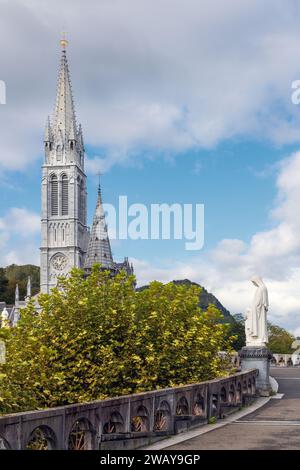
top-left (245, 276), bottom-right (269, 347)
top-left (51, 253), bottom-right (68, 271)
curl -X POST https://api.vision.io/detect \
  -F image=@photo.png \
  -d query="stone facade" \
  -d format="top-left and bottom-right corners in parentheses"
top-left (40, 44), bottom-right (89, 294)
top-left (39, 41), bottom-right (133, 294)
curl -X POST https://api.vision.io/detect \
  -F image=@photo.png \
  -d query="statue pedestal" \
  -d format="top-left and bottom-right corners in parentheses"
top-left (240, 346), bottom-right (273, 396)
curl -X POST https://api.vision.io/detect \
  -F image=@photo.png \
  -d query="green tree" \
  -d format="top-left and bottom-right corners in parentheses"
top-left (0, 266), bottom-right (234, 414)
top-left (0, 268), bottom-right (8, 300)
top-left (0, 264), bottom-right (40, 304)
top-left (225, 314), bottom-right (246, 351)
top-left (268, 322), bottom-right (295, 354)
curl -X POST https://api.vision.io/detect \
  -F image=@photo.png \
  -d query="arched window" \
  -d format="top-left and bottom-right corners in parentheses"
top-left (50, 175), bottom-right (58, 216)
top-left (61, 175), bottom-right (68, 216)
top-left (80, 180), bottom-right (85, 222)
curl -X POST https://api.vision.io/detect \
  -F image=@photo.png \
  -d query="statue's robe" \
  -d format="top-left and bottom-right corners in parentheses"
top-left (249, 277), bottom-right (269, 344)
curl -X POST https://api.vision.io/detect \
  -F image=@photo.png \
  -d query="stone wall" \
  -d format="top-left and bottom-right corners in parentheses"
top-left (0, 369), bottom-right (257, 450)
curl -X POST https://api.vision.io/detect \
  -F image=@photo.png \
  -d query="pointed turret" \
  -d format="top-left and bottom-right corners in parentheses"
top-left (84, 181), bottom-right (114, 272)
top-left (77, 124), bottom-right (85, 151)
top-left (15, 284), bottom-right (19, 305)
top-left (69, 119), bottom-right (76, 142)
top-left (26, 276), bottom-right (31, 301)
top-left (44, 116), bottom-right (53, 143)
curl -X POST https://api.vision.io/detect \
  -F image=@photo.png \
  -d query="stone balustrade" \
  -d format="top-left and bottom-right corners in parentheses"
top-left (0, 369), bottom-right (257, 450)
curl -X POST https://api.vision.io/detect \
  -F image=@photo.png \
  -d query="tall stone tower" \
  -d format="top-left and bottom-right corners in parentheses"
top-left (40, 38), bottom-right (89, 293)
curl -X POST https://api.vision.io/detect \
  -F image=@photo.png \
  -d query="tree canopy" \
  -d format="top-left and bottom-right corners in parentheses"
top-left (0, 266), bottom-right (234, 414)
top-left (268, 322), bottom-right (295, 354)
top-left (0, 264), bottom-right (40, 304)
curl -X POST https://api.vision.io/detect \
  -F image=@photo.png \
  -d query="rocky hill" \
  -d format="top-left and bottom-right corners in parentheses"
top-left (138, 279), bottom-right (233, 322)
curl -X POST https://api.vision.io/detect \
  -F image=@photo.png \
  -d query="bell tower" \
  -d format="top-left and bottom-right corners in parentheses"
top-left (40, 37), bottom-right (89, 293)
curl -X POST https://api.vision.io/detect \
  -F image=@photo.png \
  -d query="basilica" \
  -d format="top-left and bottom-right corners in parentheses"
top-left (1, 38), bottom-right (133, 326)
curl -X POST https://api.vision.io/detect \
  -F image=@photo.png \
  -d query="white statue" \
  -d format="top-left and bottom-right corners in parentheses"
top-left (245, 276), bottom-right (269, 347)
top-left (1, 307), bottom-right (10, 329)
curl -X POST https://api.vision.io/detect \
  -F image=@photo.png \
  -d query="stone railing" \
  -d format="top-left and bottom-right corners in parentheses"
top-left (0, 369), bottom-right (257, 450)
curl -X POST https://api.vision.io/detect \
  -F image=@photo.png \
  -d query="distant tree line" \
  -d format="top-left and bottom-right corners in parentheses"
top-left (0, 265), bottom-right (40, 304)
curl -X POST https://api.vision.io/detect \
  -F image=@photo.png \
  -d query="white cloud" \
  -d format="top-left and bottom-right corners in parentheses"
top-left (0, 207), bottom-right (40, 265)
top-left (133, 151), bottom-right (300, 335)
top-left (2, 1), bottom-right (300, 171)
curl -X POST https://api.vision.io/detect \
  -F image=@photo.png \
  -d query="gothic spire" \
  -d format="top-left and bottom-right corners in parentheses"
top-left (53, 37), bottom-right (77, 148)
top-left (84, 178), bottom-right (114, 272)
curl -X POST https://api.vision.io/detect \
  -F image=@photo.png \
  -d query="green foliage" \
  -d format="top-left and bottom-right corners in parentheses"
top-left (0, 268), bottom-right (8, 299)
top-left (208, 416), bottom-right (217, 424)
top-left (225, 314), bottom-right (246, 351)
top-left (268, 322), bottom-right (295, 354)
top-left (0, 265), bottom-right (40, 304)
top-left (0, 266), bottom-right (234, 414)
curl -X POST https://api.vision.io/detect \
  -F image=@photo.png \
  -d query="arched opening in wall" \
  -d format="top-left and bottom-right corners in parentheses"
top-left (176, 396), bottom-right (189, 415)
top-left (131, 406), bottom-right (149, 432)
top-left (26, 426), bottom-right (57, 450)
top-left (0, 436), bottom-right (10, 450)
top-left (279, 357), bottom-right (285, 367)
top-left (103, 412), bottom-right (124, 434)
top-left (154, 401), bottom-right (171, 431)
top-left (247, 379), bottom-right (252, 394)
top-left (251, 377), bottom-right (256, 395)
top-left (61, 174), bottom-right (68, 216)
top-left (50, 174), bottom-right (58, 216)
top-left (193, 393), bottom-right (205, 416)
top-left (211, 394), bottom-right (218, 416)
top-left (287, 358), bottom-right (293, 367)
top-left (56, 145), bottom-right (62, 161)
top-left (236, 382), bottom-right (242, 402)
top-left (243, 380), bottom-right (247, 394)
top-left (68, 418), bottom-right (95, 450)
top-left (220, 387), bottom-right (227, 403)
top-left (228, 384), bottom-right (235, 404)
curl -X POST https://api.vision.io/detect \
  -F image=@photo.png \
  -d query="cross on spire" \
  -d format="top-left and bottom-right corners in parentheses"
top-left (60, 31), bottom-right (69, 50)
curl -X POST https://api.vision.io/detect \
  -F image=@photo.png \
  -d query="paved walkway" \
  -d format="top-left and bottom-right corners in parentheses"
top-left (165, 367), bottom-right (300, 450)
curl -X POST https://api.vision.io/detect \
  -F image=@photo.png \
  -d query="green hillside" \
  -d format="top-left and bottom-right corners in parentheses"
top-left (0, 265), bottom-right (40, 304)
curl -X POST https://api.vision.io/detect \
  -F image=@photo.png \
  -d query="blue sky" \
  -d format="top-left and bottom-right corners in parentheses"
top-left (1, 0), bottom-right (300, 333)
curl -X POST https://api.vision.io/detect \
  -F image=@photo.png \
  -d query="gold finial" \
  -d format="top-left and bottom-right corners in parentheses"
top-left (60, 31), bottom-right (68, 49)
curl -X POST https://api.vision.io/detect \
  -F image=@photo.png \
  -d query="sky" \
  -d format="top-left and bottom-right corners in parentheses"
top-left (1, 0), bottom-right (300, 333)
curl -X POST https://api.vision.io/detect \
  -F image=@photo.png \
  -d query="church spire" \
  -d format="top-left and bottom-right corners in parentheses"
top-left (84, 177), bottom-right (114, 272)
top-left (53, 36), bottom-right (77, 147)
